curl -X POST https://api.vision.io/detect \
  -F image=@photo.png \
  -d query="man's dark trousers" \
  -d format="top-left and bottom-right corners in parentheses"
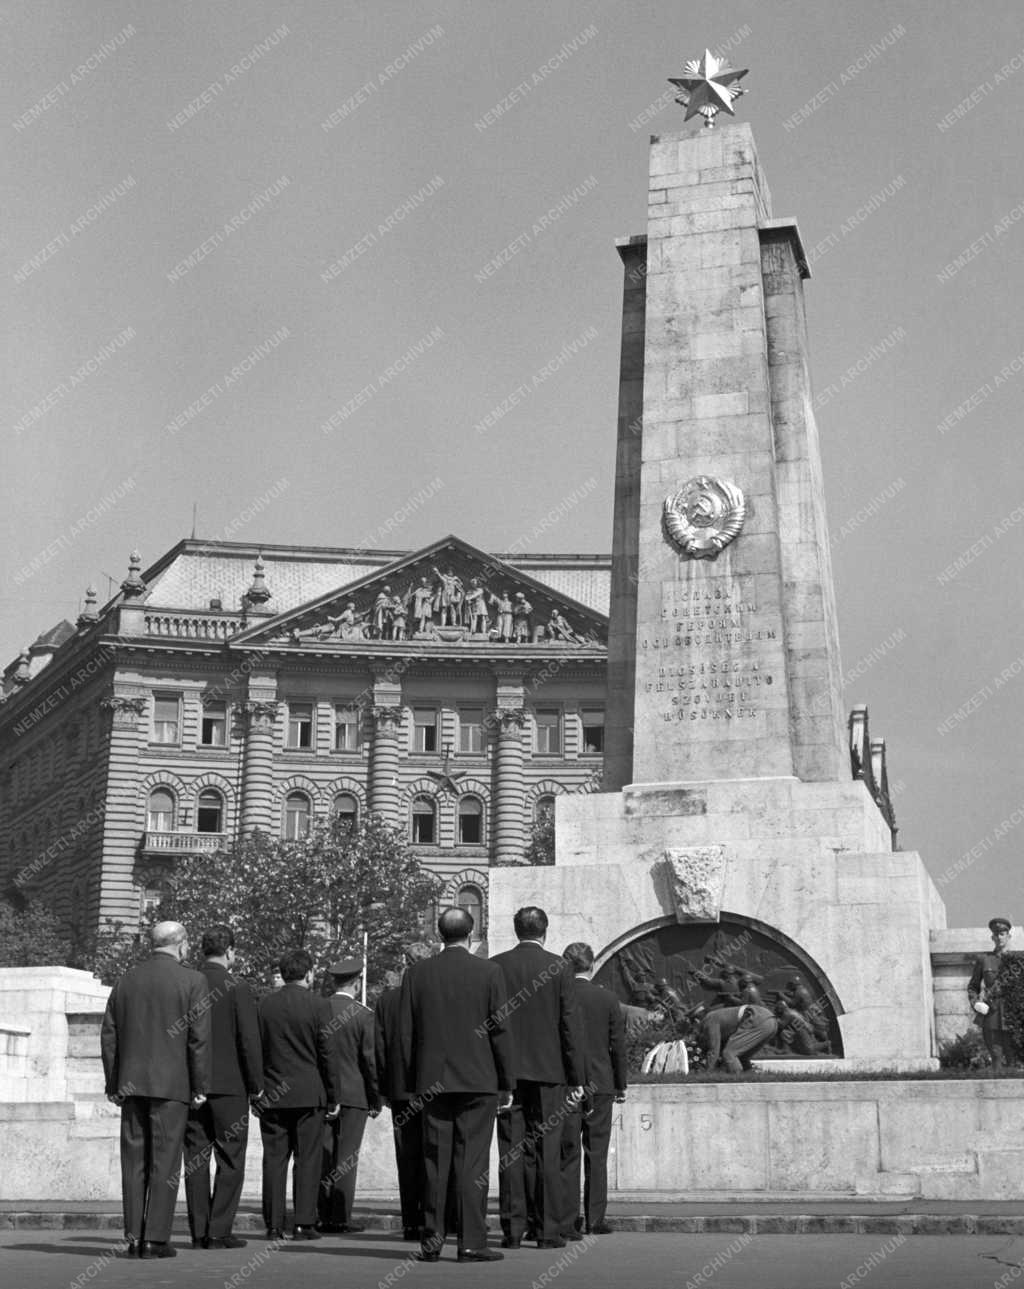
top-left (119, 1096), bottom-right (189, 1244)
top-left (391, 1098), bottom-right (425, 1232)
top-left (498, 1081), bottom-right (565, 1243)
top-left (184, 1093), bottom-right (250, 1242)
top-left (319, 1106), bottom-right (369, 1226)
top-left (261, 1108), bottom-right (324, 1231)
top-left (422, 1093), bottom-right (496, 1252)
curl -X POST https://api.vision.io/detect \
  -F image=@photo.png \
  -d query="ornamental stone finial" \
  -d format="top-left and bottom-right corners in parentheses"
top-left (669, 50), bottom-right (748, 128)
top-left (77, 585), bottom-right (99, 628)
top-left (244, 551), bottom-right (272, 610)
top-left (121, 550), bottom-right (146, 599)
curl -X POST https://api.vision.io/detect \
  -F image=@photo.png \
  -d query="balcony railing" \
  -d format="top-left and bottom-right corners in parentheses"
top-left (143, 611), bottom-right (242, 640)
top-left (142, 831), bottom-right (230, 854)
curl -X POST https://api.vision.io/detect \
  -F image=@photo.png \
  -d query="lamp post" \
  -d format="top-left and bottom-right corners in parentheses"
top-left (361, 900), bottom-right (387, 1005)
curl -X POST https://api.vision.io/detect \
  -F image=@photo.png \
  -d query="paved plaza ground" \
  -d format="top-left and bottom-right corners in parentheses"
top-left (3, 1227), bottom-right (1024, 1289)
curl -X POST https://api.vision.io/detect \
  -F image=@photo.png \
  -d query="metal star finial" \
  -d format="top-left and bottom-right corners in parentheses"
top-left (669, 49), bottom-right (748, 128)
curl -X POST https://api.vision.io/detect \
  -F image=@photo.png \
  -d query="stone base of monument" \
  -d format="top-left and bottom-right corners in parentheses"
top-left (488, 778), bottom-right (945, 1069)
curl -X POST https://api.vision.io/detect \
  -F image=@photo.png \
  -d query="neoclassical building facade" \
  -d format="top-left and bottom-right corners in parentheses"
top-left (0, 535), bottom-right (609, 947)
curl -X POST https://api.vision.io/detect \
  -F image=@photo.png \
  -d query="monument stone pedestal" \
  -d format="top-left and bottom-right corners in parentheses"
top-left (490, 121), bottom-right (945, 1069)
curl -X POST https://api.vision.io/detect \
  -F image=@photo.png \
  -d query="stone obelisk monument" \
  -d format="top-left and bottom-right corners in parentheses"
top-left (490, 58), bottom-right (946, 1068)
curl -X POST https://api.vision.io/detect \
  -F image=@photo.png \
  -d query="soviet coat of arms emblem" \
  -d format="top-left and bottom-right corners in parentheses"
top-left (663, 476), bottom-right (746, 559)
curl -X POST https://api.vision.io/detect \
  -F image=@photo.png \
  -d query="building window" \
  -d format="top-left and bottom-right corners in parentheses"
top-left (535, 794), bottom-right (556, 822)
top-left (581, 708), bottom-right (605, 754)
top-left (457, 883), bottom-right (484, 935)
top-left (153, 694), bottom-right (181, 745)
top-left (283, 791), bottom-right (311, 839)
top-left (287, 702), bottom-right (314, 750)
top-left (196, 789), bottom-right (224, 833)
top-left (458, 796), bottom-right (484, 845)
top-left (334, 705), bottom-right (361, 751)
top-left (413, 708), bottom-right (438, 753)
top-left (459, 708), bottom-right (484, 754)
top-left (411, 795), bottom-right (436, 844)
top-left (147, 788), bottom-right (175, 832)
top-left (201, 702), bottom-right (227, 746)
top-left (332, 793), bottom-right (358, 832)
top-left (535, 709), bottom-right (561, 755)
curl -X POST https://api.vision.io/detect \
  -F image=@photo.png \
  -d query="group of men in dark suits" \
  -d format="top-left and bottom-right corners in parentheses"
top-left (100, 924), bottom-right (380, 1257)
top-left (99, 905), bottom-right (627, 1264)
top-left (395, 904), bottom-right (627, 1264)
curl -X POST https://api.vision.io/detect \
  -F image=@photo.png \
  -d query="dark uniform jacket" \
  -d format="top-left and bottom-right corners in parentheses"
top-left (491, 940), bottom-right (584, 1086)
top-left (200, 961), bottom-right (263, 1096)
top-left (258, 983), bottom-right (339, 1108)
top-left (968, 952), bottom-right (1009, 1027)
top-left (399, 946), bottom-right (514, 1095)
top-left (100, 952), bottom-right (211, 1102)
top-left (325, 991), bottom-right (380, 1111)
top-left (374, 985), bottom-right (410, 1102)
top-left (575, 978), bottom-right (628, 1094)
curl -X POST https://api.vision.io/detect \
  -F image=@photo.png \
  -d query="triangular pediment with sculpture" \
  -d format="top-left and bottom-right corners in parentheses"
top-left (232, 536), bottom-right (607, 651)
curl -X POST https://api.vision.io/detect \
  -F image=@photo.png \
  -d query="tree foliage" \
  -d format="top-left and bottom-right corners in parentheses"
top-left (995, 952), bottom-right (1024, 1063)
top-left (152, 814), bottom-right (442, 986)
top-left (524, 813), bottom-right (555, 866)
top-left (0, 897), bottom-right (70, 967)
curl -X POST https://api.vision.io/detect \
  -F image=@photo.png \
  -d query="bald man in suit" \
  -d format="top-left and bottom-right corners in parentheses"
top-left (101, 921), bottom-right (211, 1259)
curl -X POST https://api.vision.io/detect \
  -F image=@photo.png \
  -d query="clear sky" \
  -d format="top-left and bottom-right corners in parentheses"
top-left (2, 0), bottom-right (1022, 927)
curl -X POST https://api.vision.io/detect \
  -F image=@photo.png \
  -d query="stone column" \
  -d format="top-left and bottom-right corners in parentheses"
top-left (240, 701), bottom-right (279, 835)
top-left (492, 708), bottom-right (527, 865)
top-left (369, 706), bottom-right (404, 825)
top-left (97, 690), bottom-right (148, 926)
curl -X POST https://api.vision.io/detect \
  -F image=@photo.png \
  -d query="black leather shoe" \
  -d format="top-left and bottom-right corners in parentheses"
top-left (458, 1248), bottom-right (504, 1262)
top-left (589, 1222), bottom-right (613, 1234)
top-left (266, 1228), bottom-right (285, 1241)
top-left (561, 1231), bottom-right (584, 1241)
top-left (536, 1237), bottom-right (566, 1249)
top-left (292, 1225), bottom-right (321, 1240)
top-left (415, 1249), bottom-right (440, 1262)
top-left (317, 1222), bottom-right (346, 1233)
top-left (500, 1236), bottom-right (521, 1248)
top-left (139, 1241), bottom-right (176, 1259)
top-left (114, 1240), bottom-right (138, 1258)
top-left (338, 1222), bottom-right (365, 1234)
top-left (206, 1235), bottom-right (248, 1249)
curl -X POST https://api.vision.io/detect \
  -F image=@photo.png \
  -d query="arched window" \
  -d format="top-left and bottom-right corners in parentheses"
top-left (196, 789), bottom-right (224, 834)
top-left (457, 883), bottom-right (484, 935)
top-left (147, 788), bottom-right (175, 832)
top-left (332, 793), bottom-right (358, 833)
top-left (283, 791), bottom-right (311, 840)
top-left (458, 795), bottom-right (484, 845)
top-left (411, 795), bottom-right (436, 845)
top-left (535, 794), bottom-right (556, 823)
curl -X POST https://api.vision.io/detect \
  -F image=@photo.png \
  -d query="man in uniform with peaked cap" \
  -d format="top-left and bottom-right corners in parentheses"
top-left (318, 958), bottom-right (380, 1233)
top-left (969, 917), bottom-right (1017, 1069)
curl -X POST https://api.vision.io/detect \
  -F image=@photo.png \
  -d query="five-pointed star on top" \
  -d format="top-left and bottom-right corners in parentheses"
top-left (669, 50), bottom-right (748, 125)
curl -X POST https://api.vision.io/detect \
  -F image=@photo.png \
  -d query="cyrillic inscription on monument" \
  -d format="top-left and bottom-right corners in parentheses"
top-left (639, 572), bottom-right (779, 723)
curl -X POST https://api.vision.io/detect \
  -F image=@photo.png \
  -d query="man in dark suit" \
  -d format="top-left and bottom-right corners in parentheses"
top-left (492, 906), bottom-right (584, 1250)
top-left (968, 916), bottom-right (1016, 1068)
top-left (257, 949), bottom-right (340, 1240)
top-left (183, 925), bottom-right (263, 1250)
top-left (100, 920), bottom-right (211, 1259)
top-left (400, 907), bottom-right (514, 1264)
top-left (558, 943), bottom-right (627, 1237)
top-left (376, 962), bottom-right (425, 1241)
top-left (703, 1003), bottom-right (778, 1072)
top-left (318, 958), bottom-right (380, 1233)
